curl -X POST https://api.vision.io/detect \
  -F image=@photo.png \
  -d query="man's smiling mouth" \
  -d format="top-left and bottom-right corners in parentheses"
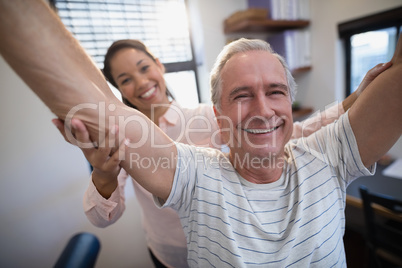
top-left (242, 126), bottom-right (279, 134)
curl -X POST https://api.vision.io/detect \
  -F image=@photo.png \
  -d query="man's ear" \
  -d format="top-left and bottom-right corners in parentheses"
top-left (213, 106), bottom-right (221, 128)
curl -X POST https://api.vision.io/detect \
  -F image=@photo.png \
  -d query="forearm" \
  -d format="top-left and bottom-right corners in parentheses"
top-left (0, 0), bottom-right (116, 129)
top-left (92, 170), bottom-right (119, 199)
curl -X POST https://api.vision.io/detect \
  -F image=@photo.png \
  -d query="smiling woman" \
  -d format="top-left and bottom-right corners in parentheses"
top-left (50, 0), bottom-right (200, 108)
top-left (52, 38), bottom-right (222, 268)
top-left (103, 42), bottom-right (171, 118)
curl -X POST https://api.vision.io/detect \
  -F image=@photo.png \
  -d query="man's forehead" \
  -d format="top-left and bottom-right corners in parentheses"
top-left (226, 50), bottom-right (274, 64)
top-left (221, 51), bottom-right (287, 90)
top-left (223, 51), bottom-right (284, 74)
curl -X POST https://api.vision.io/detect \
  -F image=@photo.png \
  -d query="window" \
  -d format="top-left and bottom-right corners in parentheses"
top-left (338, 7), bottom-right (402, 96)
top-left (50, 0), bottom-right (200, 108)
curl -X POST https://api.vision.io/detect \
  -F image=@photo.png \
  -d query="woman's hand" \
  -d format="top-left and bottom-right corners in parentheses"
top-left (355, 61), bottom-right (392, 97)
top-left (52, 118), bottom-right (128, 198)
top-left (343, 61), bottom-right (392, 111)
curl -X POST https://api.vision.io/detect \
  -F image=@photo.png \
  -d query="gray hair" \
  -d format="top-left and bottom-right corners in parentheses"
top-left (210, 38), bottom-right (297, 111)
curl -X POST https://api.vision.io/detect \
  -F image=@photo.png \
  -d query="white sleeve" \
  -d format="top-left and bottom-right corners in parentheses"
top-left (296, 111), bottom-right (375, 183)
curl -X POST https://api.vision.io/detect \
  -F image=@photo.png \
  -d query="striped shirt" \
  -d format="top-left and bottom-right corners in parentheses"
top-left (158, 112), bottom-right (374, 267)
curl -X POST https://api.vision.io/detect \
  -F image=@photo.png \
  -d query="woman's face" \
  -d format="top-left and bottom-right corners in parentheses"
top-left (110, 48), bottom-right (169, 112)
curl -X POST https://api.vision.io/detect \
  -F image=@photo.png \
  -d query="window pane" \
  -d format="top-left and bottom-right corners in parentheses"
top-left (164, 71), bottom-right (199, 109)
top-left (350, 27), bottom-right (397, 93)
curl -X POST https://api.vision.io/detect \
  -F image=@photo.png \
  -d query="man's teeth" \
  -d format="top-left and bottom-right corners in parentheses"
top-left (141, 87), bottom-right (156, 98)
top-left (243, 126), bottom-right (278, 134)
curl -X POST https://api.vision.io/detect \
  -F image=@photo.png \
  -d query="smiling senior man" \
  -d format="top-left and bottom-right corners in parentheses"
top-left (159, 37), bottom-right (401, 267)
top-left (161, 39), bottom-right (376, 266)
top-left (1, 1), bottom-right (402, 267)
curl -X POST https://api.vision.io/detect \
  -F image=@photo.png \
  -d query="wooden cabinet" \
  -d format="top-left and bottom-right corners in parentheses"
top-left (224, 19), bottom-right (309, 34)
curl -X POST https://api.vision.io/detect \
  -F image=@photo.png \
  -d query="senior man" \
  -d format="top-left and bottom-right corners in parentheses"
top-left (153, 38), bottom-right (401, 267)
top-left (1, 1), bottom-right (401, 267)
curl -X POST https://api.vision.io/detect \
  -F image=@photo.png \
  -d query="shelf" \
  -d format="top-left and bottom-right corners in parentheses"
top-left (292, 107), bottom-right (313, 121)
top-left (292, 66), bottom-right (312, 74)
top-left (224, 19), bottom-right (310, 34)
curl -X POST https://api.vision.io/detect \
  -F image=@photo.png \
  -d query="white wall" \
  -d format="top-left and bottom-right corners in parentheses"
top-left (190, 0), bottom-right (247, 103)
top-left (0, 1), bottom-right (401, 267)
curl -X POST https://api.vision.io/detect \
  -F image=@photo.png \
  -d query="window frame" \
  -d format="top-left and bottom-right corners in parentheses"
top-left (49, 0), bottom-right (201, 103)
top-left (338, 7), bottom-right (402, 96)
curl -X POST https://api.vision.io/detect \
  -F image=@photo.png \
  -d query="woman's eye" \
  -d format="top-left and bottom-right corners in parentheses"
top-left (141, 65), bottom-right (150, 72)
top-left (120, 78), bottom-right (131, 85)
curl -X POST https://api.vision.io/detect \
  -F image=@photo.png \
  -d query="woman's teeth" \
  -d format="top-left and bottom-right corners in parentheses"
top-left (141, 87), bottom-right (156, 98)
top-left (243, 126), bottom-right (279, 134)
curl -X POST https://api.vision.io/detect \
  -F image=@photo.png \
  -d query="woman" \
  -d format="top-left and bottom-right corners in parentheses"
top-left (53, 39), bottom-right (390, 268)
top-left (55, 39), bottom-right (221, 268)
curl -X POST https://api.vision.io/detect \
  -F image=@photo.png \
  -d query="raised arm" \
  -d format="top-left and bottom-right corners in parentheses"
top-left (349, 36), bottom-right (402, 168)
top-left (291, 62), bottom-right (391, 139)
top-left (0, 0), bottom-right (175, 200)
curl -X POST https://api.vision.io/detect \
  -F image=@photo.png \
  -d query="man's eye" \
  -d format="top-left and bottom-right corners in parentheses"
top-left (272, 91), bottom-right (285, 95)
top-left (234, 94), bottom-right (248, 100)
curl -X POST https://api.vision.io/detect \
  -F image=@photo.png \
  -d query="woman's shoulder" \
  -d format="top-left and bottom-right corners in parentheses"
top-left (180, 102), bottom-right (214, 117)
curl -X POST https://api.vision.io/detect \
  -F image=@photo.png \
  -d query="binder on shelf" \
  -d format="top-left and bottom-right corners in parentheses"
top-left (267, 29), bottom-right (311, 71)
top-left (247, 0), bottom-right (310, 20)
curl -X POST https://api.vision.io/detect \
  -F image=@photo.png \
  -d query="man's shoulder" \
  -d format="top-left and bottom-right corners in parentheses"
top-left (175, 143), bottom-right (233, 172)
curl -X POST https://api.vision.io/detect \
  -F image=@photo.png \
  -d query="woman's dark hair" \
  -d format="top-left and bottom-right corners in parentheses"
top-left (102, 39), bottom-right (174, 109)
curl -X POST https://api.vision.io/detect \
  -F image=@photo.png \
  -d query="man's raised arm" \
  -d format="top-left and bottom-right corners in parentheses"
top-left (0, 0), bottom-right (176, 200)
top-left (349, 36), bottom-right (402, 168)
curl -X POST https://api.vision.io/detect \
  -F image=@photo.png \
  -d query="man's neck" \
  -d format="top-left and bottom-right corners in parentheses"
top-left (229, 152), bottom-right (285, 184)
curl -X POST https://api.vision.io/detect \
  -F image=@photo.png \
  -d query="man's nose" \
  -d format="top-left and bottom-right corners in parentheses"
top-left (251, 94), bottom-right (275, 119)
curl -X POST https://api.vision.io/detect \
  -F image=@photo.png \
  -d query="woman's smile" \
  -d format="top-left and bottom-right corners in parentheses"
top-left (140, 86), bottom-right (157, 99)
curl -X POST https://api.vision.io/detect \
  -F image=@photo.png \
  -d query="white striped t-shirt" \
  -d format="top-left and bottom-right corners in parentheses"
top-left (158, 112), bottom-right (374, 267)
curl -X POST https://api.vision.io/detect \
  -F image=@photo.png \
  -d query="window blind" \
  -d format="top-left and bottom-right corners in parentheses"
top-left (51, 0), bottom-right (193, 69)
